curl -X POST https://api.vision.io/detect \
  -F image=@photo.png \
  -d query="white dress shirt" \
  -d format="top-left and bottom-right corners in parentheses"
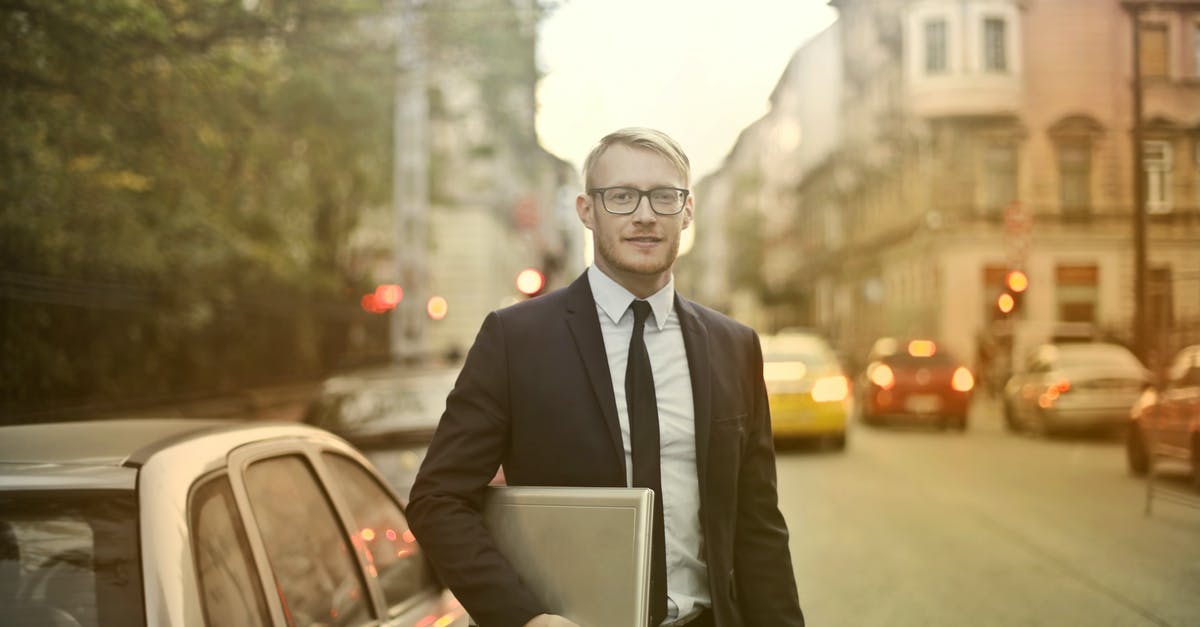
top-left (587, 265), bottom-right (710, 624)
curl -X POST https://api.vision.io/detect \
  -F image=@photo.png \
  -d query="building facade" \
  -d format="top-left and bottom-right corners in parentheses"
top-left (690, 0), bottom-right (1200, 377)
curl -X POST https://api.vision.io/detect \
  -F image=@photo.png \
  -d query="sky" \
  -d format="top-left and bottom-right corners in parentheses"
top-left (535, 0), bottom-right (839, 183)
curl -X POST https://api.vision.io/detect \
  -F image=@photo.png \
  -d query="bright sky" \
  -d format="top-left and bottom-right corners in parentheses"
top-left (535, 0), bottom-right (838, 183)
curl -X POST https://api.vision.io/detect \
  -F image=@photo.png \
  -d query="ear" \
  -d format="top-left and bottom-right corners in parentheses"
top-left (681, 193), bottom-right (695, 230)
top-left (576, 192), bottom-right (595, 231)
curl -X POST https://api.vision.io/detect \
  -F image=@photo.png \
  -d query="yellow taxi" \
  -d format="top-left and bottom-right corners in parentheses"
top-left (761, 331), bottom-right (850, 449)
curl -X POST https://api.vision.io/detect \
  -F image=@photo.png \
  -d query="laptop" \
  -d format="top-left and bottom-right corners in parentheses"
top-left (480, 486), bottom-right (654, 627)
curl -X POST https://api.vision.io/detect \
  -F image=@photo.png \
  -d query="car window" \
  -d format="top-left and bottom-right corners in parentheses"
top-left (191, 475), bottom-right (270, 627)
top-left (0, 490), bottom-right (142, 627)
top-left (244, 455), bottom-right (372, 627)
top-left (322, 453), bottom-right (439, 611)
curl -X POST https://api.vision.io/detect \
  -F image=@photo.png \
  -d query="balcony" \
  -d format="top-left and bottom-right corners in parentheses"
top-left (908, 73), bottom-right (1023, 118)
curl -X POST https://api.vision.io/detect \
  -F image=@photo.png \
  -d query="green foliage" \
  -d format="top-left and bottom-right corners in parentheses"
top-left (1, 0), bottom-right (398, 417)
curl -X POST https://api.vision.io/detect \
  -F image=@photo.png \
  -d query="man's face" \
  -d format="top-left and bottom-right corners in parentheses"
top-left (576, 144), bottom-right (694, 296)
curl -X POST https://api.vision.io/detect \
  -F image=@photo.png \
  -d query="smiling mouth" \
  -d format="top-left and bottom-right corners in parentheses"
top-left (626, 236), bottom-right (660, 244)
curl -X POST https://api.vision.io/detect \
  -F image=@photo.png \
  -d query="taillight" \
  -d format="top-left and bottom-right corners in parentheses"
top-left (951, 366), bottom-right (975, 392)
top-left (868, 363), bottom-right (895, 390)
top-left (811, 376), bottom-right (849, 402)
top-left (1051, 378), bottom-right (1071, 394)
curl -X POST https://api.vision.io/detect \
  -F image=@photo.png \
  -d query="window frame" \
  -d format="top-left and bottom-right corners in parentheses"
top-left (188, 472), bottom-right (272, 627)
top-left (982, 16), bottom-right (1008, 73)
top-left (223, 440), bottom-right (396, 624)
top-left (1143, 139), bottom-right (1174, 214)
top-left (321, 452), bottom-right (445, 621)
top-left (925, 18), bottom-right (948, 74)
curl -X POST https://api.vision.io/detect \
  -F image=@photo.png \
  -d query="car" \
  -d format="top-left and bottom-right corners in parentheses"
top-left (303, 366), bottom-right (460, 498)
top-left (1126, 344), bottom-right (1200, 489)
top-left (0, 419), bottom-right (467, 627)
top-left (760, 331), bottom-right (850, 449)
top-left (1003, 342), bottom-right (1150, 436)
top-left (857, 337), bottom-right (975, 430)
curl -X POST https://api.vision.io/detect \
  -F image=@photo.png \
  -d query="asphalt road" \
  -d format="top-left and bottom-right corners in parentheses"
top-left (778, 397), bottom-right (1200, 627)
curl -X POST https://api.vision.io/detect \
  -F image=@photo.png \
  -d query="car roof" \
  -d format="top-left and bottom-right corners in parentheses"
top-left (0, 418), bottom-right (234, 467)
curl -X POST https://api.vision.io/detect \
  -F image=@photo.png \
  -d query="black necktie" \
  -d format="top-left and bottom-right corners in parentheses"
top-left (626, 300), bottom-right (667, 626)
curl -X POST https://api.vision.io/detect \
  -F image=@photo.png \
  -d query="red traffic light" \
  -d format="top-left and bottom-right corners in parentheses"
top-left (997, 293), bottom-right (1015, 314)
top-left (516, 268), bottom-right (545, 296)
top-left (1006, 270), bottom-right (1028, 293)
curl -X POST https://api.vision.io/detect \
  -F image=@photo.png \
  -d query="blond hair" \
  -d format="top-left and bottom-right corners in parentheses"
top-left (581, 127), bottom-right (691, 190)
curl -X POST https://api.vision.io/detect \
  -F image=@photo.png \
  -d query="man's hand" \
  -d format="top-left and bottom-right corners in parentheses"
top-left (522, 614), bottom-right (581, 627)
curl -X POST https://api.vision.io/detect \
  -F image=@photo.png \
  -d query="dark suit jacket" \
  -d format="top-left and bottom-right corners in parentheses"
top-left (407, 272), bottom-right (803, 627)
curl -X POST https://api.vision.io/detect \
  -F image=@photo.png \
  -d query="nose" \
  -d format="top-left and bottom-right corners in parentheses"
top-left (631, 194), bottom-right (657, 222)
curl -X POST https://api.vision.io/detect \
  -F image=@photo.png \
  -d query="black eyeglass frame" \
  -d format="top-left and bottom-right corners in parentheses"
top-left (587, 186), bottom-right (690, 216)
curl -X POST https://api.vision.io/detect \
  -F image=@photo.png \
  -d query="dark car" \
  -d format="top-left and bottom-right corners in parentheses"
top-left (1003, 342), bottom-right (1149, 436)
top-left (1127, 344), bottom-right (1200, 489)
top-left (0, 419), bottom-right (466, 627)
top-left (857, 338), bottom-right (975, 430)
top-left (304, 366), bottom-right (460, 498)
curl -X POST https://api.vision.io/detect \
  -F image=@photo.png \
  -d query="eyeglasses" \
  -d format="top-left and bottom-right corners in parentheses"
top-left (588, 186), bottom-right (689, 216)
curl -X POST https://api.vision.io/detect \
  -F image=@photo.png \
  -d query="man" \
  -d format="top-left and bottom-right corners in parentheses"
top-left (407, 128), bottom-right (803, 627)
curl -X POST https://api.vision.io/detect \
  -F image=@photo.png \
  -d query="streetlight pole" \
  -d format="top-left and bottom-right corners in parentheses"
top-left (1124, 1), bottom-right (1149, 359)
top-left (392, 0), bottom-right (429, 364)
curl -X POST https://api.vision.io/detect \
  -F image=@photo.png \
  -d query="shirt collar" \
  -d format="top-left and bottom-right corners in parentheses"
top-left (587, 265), bottom-right (674, 331)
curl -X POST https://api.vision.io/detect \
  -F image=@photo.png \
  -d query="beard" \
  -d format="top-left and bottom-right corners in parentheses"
top-left (594, 230), bottom-right (680, 278)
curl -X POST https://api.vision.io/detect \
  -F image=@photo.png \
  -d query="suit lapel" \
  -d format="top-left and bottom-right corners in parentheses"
top-left (675, 295), bottom-right (712, 492)
top-left (564, 273), bottom-right (627, 483)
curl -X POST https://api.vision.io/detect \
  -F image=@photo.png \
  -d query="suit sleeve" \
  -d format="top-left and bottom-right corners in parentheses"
top-left (406, 311), bottom-right (546, 627)
top-left (733, 330), bottom-right (805, 626)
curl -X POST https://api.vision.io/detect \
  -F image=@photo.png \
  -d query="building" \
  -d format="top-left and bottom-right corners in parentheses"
top-left (348, 0), bottom-right (579, 361)
top-left (693, 0), bottom-right (1200, 377)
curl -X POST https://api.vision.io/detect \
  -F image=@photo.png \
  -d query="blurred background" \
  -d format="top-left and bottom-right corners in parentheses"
top-left (2, 0), bottom-right (1199, 424)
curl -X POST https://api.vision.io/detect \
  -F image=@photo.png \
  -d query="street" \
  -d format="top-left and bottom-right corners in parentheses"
top-left (778, 398), bottom-right (1200, 627)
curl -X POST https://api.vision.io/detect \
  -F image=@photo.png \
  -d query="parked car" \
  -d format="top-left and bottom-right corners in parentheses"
top-left (0, 419), bottom-right (466, 627)
top-left (1127, 344), bottom-right (1200, 488)
top-left (304, 366), bottom-right (460, 497)
top-left (1003, 342), bottom-right (1150, 436)
top-left (760, 331), bottom-right (850, 449)
top-left (857, 337), bottom-right (975, 430)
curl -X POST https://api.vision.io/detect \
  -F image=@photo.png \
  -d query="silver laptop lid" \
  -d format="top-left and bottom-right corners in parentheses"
top-left (481, 486), bottom-right (653, 627)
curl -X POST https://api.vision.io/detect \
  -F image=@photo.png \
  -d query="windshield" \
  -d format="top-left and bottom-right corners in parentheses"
top-left (0, 490), bottom-right (143, 627)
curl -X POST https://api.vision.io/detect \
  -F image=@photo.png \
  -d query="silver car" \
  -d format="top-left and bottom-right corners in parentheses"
top-left (0, 419), bottom-right (467, 626)
top-left (1003, 342), bottom-right (1150, 435)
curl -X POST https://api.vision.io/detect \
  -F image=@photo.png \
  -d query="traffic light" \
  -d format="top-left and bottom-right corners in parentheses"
top-left (994, 270), bottom-right (1028, 318)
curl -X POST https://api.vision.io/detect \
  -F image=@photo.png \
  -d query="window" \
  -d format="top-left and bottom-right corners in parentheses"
top-left (192, 476), bottom-right (270, 627)
top-left (1143, 140), bottom-right (1173, 213)
top-left (1055, 264), bottom-right (1098, 324)
top-left (1058, 142), bottom-right (1091, 217)
top-left (925, 19), bottom-right (948, 73)
top-left (322, 453), bottom-right (439, 610)
top-left (1194, 22), bottom-right (1200, 77)
top-left (983, 144), bottom-right (1017, 216)
top-left (0, 491), bottom-right (142, 627)
top-left (983, 18), bottom-right (1007, 72)
top-left (1140, 22), bottom-right (1168, 78)
top-left (244, 455), bottom-right (372, 627)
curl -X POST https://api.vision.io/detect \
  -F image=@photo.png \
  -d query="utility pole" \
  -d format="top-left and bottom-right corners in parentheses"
top-left (1126, 1), bottom-right (1149, 360)
top-left (392, 0), bottom-right (429, 364)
